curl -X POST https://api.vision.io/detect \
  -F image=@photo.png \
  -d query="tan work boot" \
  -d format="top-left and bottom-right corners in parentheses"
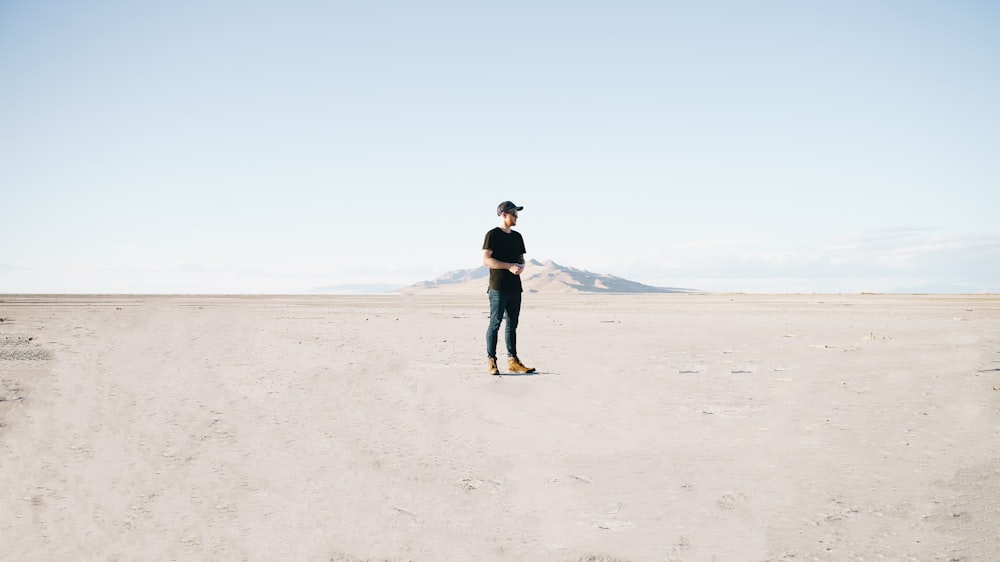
top-left (487, 357), bottom-right (500, 375)
top-left (508, 357), bottom-right (535, 374)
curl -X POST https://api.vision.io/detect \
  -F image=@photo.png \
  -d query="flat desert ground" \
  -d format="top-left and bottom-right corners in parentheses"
top-left (1, 293), bottom-right (998, 561)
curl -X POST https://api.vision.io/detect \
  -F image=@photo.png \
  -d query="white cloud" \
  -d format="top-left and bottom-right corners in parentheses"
top-left (616, 229), bottom-right (1000, 293)
top-left (4, 229), bottom-right (998, 294)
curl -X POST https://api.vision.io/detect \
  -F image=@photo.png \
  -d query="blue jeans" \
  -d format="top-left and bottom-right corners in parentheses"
top-left (486, 289), bottom-right (521, 359)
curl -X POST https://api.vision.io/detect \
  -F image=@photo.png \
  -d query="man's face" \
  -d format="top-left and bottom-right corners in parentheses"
top-left (503, 211), bottom-right (518, 226)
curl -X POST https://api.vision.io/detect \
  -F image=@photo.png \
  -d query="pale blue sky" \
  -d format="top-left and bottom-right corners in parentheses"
top-left (2, 1), bottom-right (998, 293)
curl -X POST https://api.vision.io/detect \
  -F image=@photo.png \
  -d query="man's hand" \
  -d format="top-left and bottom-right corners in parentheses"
top-left (509, 263), bottom-right (524, 275)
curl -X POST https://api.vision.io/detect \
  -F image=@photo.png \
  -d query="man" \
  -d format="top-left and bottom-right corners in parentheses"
top-left (482, 201), bottom-right (536, 375)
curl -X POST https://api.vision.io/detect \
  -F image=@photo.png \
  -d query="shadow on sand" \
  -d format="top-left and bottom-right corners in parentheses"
top-left (494, 371), bottom-right (555, 377)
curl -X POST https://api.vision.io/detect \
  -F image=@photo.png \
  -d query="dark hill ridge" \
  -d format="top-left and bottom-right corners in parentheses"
top-left (406, 259), bottom-right (693, 294)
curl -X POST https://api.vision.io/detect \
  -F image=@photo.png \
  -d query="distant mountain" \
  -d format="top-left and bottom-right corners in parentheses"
top-left (405, 259), bottom-right (693, 294)
top-left (308, 283), bottom-right (399, 294)
top-left (887, 282), bottom-right (988, 294)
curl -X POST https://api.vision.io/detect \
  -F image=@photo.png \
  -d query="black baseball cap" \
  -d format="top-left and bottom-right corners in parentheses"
top-left (497, 201), bottom-right (524, 216)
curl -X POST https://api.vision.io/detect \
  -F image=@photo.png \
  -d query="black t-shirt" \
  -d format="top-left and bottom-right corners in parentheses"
top-left (482, 227), bottom-right (526, 293)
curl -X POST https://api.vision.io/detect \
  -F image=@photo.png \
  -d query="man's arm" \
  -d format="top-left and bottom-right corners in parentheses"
top-left (482, 249), bottom-right (524, 275)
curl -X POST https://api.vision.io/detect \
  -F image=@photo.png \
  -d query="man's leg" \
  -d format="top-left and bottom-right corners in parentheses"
top-left (504, 291), bottom-right (521, 358)
top-left (504, 292), bottom-right (534, 373)
top-left (486, 289), bottom-right (506, 360)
